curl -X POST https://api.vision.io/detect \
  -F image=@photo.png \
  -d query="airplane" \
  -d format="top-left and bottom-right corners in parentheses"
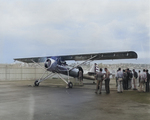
top-left (14, 51), bottom-right (138, 88)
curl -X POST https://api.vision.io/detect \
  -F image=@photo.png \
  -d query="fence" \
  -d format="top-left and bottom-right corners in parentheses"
top-left (0, 64), bottom-right (48, 81)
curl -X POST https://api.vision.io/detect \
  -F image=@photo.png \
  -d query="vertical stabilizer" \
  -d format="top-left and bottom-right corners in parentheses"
top-left (88, 63), bottom-right (99, 75)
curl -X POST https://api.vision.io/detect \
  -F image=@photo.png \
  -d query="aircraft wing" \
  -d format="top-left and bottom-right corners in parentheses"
top-left (14, 51), bottom-right (138, 63)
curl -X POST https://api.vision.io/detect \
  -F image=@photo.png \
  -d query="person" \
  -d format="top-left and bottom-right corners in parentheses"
top-left (78, 69), bottom-right (83, 85)
top-left (145, 70), bottom-right (149, 92)
top-left (138, 70), bottom-right (141, 87)
top-left (104, 68), bottom-right (110, 94)
top-left (139, 69), bottom-right (146, 92)
top-left (93, 63), bottom-right (98, 83)
top-left (126, 68), bottom-right (130, 89)
top-left (117, 68), bottom-right (123, 93)
top-left (112, 70), bottom-right (115, 79)
top-left (115, 70), bottom-right (119, 87)
top-left (123, 69), bottom-right (127, 90)
top-left (132, 69), bottom-right (138, 90)
top-left (95, 68), bottom-right (104, 94)
top-left (128, 70), bottom-right (132, 89)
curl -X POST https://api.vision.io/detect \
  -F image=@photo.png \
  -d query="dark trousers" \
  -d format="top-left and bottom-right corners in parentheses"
top-left (125, 77), bottom-right (129, 90)
top-left (116, 77), bottom-right (118, 86)
top-left (105, 78), bottom-right (110, 93)
top-left (124, 79), bottom-right (128, 90)
top-left (123, 80), bottom-right (125, 90)
top-left (146, 81), bottom-right (149, 92)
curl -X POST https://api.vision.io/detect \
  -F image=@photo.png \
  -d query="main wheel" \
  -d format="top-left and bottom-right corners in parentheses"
top-left (68, 82), bottom-right (73, 88)
top-left (34, 80), bottom-right (40, 86)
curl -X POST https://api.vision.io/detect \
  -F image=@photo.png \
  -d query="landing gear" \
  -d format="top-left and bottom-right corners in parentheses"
top-left (68, 82), bottom-right (73, 88)
top-left (34, 72), bottom-right (55, 87)
top-left (34, 80), bottom-right (40, 86)
top-left (32, 66), bottom-right (74, 88)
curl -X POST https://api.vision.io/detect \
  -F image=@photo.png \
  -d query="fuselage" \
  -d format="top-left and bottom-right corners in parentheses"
top-left (45, 58), bottom-right (79, 78)
top-left (44, 58), bottom-right (95, 80)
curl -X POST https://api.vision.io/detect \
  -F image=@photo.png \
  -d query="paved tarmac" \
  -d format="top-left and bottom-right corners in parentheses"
top-left (0, 79), bottom-right (150, 120)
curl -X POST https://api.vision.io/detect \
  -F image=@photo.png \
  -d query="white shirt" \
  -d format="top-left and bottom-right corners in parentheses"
top-left (141, 72), bottom-right (147, 81)
top-left (117, 70), bottom-right (123, 78)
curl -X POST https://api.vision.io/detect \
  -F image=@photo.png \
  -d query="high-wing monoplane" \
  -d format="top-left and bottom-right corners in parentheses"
top-left (14, 51), bottom-right (137, 88)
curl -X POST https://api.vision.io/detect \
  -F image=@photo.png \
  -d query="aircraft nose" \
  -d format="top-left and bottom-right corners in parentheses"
top-left (45, 59), bottom-right (51, 68)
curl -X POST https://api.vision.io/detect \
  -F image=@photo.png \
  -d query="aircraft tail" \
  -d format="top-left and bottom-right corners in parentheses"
top-left (88, 63), bottom-right (99, 76)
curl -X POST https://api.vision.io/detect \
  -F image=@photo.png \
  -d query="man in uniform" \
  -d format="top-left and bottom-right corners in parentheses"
top-left (132, 69), bottom-right (138, 90)
top-left (79, 69), bottom-right (83, 85)
top-left (117, 68), bottom-right (123, 93)
top-left (138, 70), bottom-right (141, 87)
top-left (104, 68), bottom-right (110, 94)
top-left (95, 68), bottom-right (104, 94)
top-left (126, 68), bottom-right (130, 90)
top-left (146, 70), bottom-right (149, 92)
top-left (123, 69), bottom-right (127, 90)
top-left (127, 69), bottom-right (132, 89)
top-left (139, 69), bottom-right (146, 92)
top-left (115, 70), bottom-right (119, 87)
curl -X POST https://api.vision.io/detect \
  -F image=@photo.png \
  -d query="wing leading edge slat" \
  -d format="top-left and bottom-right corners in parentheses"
top-left (14, 51), bottom-right (138, 63)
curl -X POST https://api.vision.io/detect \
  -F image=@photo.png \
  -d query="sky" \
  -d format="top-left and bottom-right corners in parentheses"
top-left (0, 0), bottom-right (150, 64)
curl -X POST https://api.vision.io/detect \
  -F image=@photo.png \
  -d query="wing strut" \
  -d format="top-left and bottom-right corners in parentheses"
top-left (69, 55), bottom-right (97, 71)
top-left (34, 72), bottom-right (56, 86)
top-left (56, 67), bottom-right (73, 88)
top-left (31, 60), bottom-right (46, 70)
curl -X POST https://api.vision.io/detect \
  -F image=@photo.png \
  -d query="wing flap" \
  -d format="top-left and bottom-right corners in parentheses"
top-left (14, 57), bottom-right (47, 63)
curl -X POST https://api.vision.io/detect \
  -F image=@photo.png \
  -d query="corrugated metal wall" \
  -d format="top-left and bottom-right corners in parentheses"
top-left (0, 64), bottom-right (49, 81)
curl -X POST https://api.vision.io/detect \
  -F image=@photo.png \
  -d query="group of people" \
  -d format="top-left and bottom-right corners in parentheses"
top-left (94, 67), bottom-right (150, 94)
top-left (95, 68), bottom-right (110, 94)
top-left (116, 68), bottom-right (150, 93)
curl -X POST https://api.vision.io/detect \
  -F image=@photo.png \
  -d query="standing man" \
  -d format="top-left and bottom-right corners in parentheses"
top-left (126, 68), bottom-right (130, 90)
top-left (117, 68), bottom-right (123, 93)
top-left (138, 70), bottom-right (141, 87)
top-left (104, 68), bottom-right (110, 94)
top-left (139, 69), bottom-right (146, 92)
top-left (145, 70), bottom-right (149, 92)
top-left (93, 63), bottom-right (98, 83)
top-left (132, 69), bottom-right (138, 90)
top-left (95, 68), bottom-right (104, 94)
top-left (115, 70), bottom-right (119, 87)
top-left (128, 70), bottom-right (133, 89)
top-left (78, 69), bottom-right (83, 85)
top-left (123, 69), bottom-right (127, 90)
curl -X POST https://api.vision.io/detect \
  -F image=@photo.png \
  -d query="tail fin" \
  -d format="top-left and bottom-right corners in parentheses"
top-left (88, 63), bottom-right (99, 76)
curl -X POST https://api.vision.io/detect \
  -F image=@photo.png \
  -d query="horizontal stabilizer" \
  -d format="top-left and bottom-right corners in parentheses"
top-left (88, 72), bottom-right (96, 76)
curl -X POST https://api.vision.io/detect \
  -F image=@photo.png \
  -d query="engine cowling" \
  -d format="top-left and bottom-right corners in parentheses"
top-left (44, 58), bottom-right (57, 71)
top-left (45, 58), bottom-right (52, 68)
